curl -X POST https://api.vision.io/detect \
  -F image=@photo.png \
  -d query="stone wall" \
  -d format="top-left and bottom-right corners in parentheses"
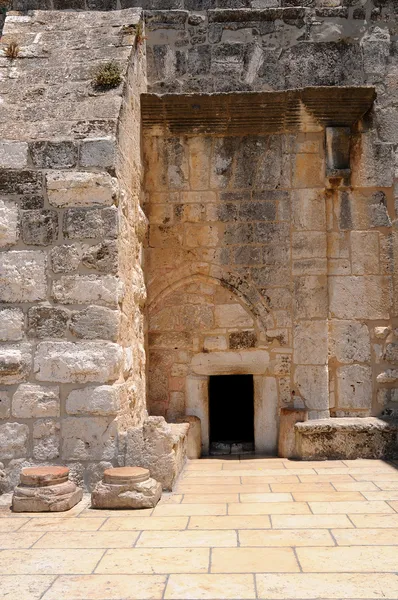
top-left (0, 8), bottom-right (149, 491)
top-left (143, 95), bottom-right (398, 449)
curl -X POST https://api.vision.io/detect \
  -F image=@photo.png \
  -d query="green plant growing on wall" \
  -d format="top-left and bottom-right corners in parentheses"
top-left (92, 61), bottom-right (122, 91)
top-left (4, 40), bottom-right (19, 59)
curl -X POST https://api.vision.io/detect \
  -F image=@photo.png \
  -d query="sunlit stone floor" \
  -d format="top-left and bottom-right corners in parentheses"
top-left (1, 457), bottom-right (398, 599)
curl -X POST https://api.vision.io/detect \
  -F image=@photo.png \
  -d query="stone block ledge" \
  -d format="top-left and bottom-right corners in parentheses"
top-left (295, 417), bottom-right (398, 460)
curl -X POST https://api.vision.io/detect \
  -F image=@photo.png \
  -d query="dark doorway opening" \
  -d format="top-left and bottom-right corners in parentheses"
top-left (209, 374), bottom-right (254, 455)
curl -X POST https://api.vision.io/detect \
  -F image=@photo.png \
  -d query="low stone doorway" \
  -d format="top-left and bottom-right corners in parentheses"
top-left (209, 375), bottom-right (254, 455)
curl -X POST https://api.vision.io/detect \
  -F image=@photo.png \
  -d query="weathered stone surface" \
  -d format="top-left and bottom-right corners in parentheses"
top-left (0, 308), bottom-right (24, 342)
top-left (0, 142), bottom-right (28, 169)
top-left (52, 275), bottom-right (124, 307)
top-left (0, 423), bottom-right (29, 460)
top-left (12, 384), bottom-right (60, 418)
top-left (0, 200), bottom-right (19, 248)
top-left (229, 330), bottom-right (256, 350)
top-left (33, 418), bottom-right (60, 461)
top-left (293, 320), bottom-right (328, 365)
top-left (62, 417), bottom-right (117, 461)
top-left (278, 407), bottom-right (307, 459)
top-left (0, 251), bottom-right (47, 302)
top-left (377, 370), bottom-right (398, 384)
top-left (63, 207), bottom-right (118, 240)
top-left (191, 350), bottom-right (269, 375)
top-left (27, 306), bottom-right (69, 338)
top-left (384, 343), bottom-right (398, 364)
top-left (0, 344), bottom-right (31, 385)
top-left (21, 210), bottom-right (58, 246)
top-left (66, 385), bottom-right (121, 416)
top-left (70, 306), bottom-right (120, 341)
top-left (0, 391), bottom-right (11, 420)
top-left (34, 341), bottom-right (123, 383)
top-left (294, 365), bottom-right (328, 412)
top-left (46, 171), bottom-right (118, 208)
top-left (329, 321), bottom-right (371, 363)
top-left (125, 417), bottom-right (188, 490)
top-left (80, 137), bottom-right (116, 168)
top-left (82, 241), bottom-right (118, 273)
top-left (329, 276), bottom-right (391, 319)
top-left (336, 365), bottom-right (372, 410)
top-left (12, 478), bottom-right (83, 513)
top-left (295, 417), bottom-right (397, 460)
top-left (214, 303), bottom-right (253, 328)
top-left (176, 415), bottom-right (201, 459)
top-left (30, 141), bottom-right (78, 169)
top-left (91, 472), bottom-right (162, 509)
top-left (50, 244), bottom-right (82, 273)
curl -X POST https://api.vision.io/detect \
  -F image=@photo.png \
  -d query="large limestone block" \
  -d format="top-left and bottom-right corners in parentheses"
top-left (33, 418), bottom-right (60, 460)
top-left (0, 344), bottom-right (31, 385)
top-left (12, 466), bottom-right (83, 513)
top-left (293, 320), bottom-right (328, 365)
top-left (0, 251), bottom-right (47, 302)
top-left (295, 417), bottom-right (397, 460)
top-left (214, 304), bottom-right (253, 328)
top-left (62, 417), bottom-right (117, 461)
top-left (46, 171), bottom-right (118, 208)
top-left (70, 306), bottom-right (120, 341)
top-left (0, 308), bottom-right (24, 342)
top-left (125, 417), bottom-right (188, 490)
top-left (329, 321), bottom-right (371, 364)
top-left (52, 275), bottom-right (124, 307)
top-left (294, 365), bottom-right (329, 412)
top-left (336, 365), bottom-right (372, 410)
top-left (329, 276), bottom-right (391, 319)
top-left (278, 407), bottom-right (307, 459)
top-left (191, 350), bottom-right (269, 375)
top-left (12, 384), bottom-right (60, 418)
top-left (176, 415), bottom-right (201, 459)
top-left (0, 200), bottom-right (19, 247)
top-left (34, 341), bottom-right (123, 383)
top-left (66, 385), bottom-right (121, 416)
top-left (91, 467), bottom-right (162, 509)
top-left (0, 422), bottom-right (29, 460)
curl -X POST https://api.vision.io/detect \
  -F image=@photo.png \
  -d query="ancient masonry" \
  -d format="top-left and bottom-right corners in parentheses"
top-left (0, 0), bottom-right (398, 491)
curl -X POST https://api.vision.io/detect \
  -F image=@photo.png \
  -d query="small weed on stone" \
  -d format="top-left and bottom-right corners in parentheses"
top-left (92, 61), bottom-right (122, 91)
top-left (4, 40), bottom-right (19, 59)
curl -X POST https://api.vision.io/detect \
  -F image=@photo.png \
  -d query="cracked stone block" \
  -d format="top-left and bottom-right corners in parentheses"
top-left (0, 251), bottom-right (47, 303)
top-left (0, 308), bottom-right (24, 342)
top-left (34, 341), bottom-right (124, 383)
top-left (294, 365), bottom-right (328, 412)
top-left (82, 241), bottom-right (118, 273)
top-left (66, 385), bottom-right (121, 416)
top-left (12, 384), bottom-right (60, 418)
top-left (46, 171), bottom-right (118, 208)
top-left (21, 210), bottom-right (59, 246)
top-left (0, 344), bottom-right (32, 385)
top-left (0, 200), bottom-right (19, 248)
top-left (329, 276), bottom-right (391, 320)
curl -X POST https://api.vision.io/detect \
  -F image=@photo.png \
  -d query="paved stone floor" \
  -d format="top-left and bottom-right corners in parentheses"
top-left (1, 457), bottom-right (398, 599)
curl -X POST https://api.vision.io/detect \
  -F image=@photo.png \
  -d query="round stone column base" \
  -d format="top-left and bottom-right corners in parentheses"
top-left (12, 467), bottom-right (83, 513)
top-left (91, 467), bottom-right (162, 509)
